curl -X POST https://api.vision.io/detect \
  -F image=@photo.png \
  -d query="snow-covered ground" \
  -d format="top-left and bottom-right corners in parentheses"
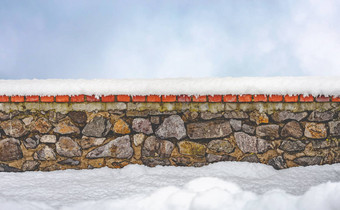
top-left (0, 162), bottom-right (339, 210)
top-left (0, 77), bottom-right (339, 96)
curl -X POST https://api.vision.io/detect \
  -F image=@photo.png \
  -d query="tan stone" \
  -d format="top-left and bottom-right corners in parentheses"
top-left (113, 119), bottom-right (130, 134)
top-left (304, 122), bottom-right (327, 139)
top-left (178, 141), bottom-right (206, 156)
top-left (133, 133), bottom-right (146, 146)
top-left (31, 118), bottom-right (52, 134)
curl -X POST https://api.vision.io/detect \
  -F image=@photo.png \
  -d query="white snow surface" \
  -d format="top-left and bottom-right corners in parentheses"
top-left (0, 162), bottom-right (340, 210)
top-left (0, 77), bottom-right (339, 96)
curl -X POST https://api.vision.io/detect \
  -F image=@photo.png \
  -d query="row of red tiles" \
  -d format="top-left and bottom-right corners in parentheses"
top-left (0, 94), bottom-right (339, 103)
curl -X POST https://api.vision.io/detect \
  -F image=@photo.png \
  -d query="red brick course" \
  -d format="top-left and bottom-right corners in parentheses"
top-left (208, 95), bottom-right (222, 102)
top-left (40, 96), bottom-right (54, 102)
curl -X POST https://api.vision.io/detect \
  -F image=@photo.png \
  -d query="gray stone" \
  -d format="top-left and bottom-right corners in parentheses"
top-left (281, 121), bottom-right (303, 138)
top-left (268, 156), bottom-right (287, 170)
top-left (279, 140), bottom-right (306, 152)
top-left (56, 137), bottom-right (82, 157)
top-left (142, 158), bottom-right (171, 167)
top-left (224, 111), bottom-right (248, 119)
top-left (0, 138), bottom-right (23, 161)
top-left (329, 121), bottom-right (340, 137)
top-left (78, 136), bottom-right (106, 149)
top-left (82, 116), bottom-right (111, 137)
top-left (257, 138), bottom-right (272, 153)
top-left (31, 118), bottom-right (52, 134)
top-left (142, 136), bottom-right (174, 158)
top-left (201, 112), bottom-right (222, 120)
top-left (0, 119), bottom-right (27, 137)
top-left (23, 135), bottom-right (40, 149)
top-left (34, 146), bottom-right (56, 161)
top-left (206, 154), bottom-right (234, 163)
top-left (172, 157), bottom-right (191, 166)
top-left (256, 124), bottom-right (279, 139)
top-left (40, 135), bottom-right (57, 143)
top-left (132, 118), bottom-right (153, 134)
top-left (22, 116), bottom-right (34, 126)
top-left (230, 119), bottom-right (242, 131)
top-left (184, 111), bottom-right (199, 121)
top-left (150, 116), bottom-right (160, 124)
top-left (242, 124), bottom-right (255, 134)
top-left (272, 111), bottom-right (308, 122)
top-left (249, 111), bottom-right (269, 125)
top-left (241, 154), bottom-right (260, 163)
top-left (58, 158), bottom-right (80, 166)
top-left (22, 160), bottom-right (40, 171)
top-left (234, 132), bottom-right (271, 153)
top-left (312, 140), bottom-right (335, 149)
top-left (304, 122), bottom-right (327, 139)
top-left (207, 139), bottom-right (234, 153)
top-left (48, 111), bottom-right (66, 123)
top-left (308, 111), bottom-right (334, 122)
top-left (68, 111), bottom-right (87, 124)
top-left (133, 133), bottom-right (146, 146)
top-left (54, 119), bottom-right (80, 135)
top-left (0, 164), bottom-right (21, 172)
top-left (86, 135), bottom-right (133, 159)
top-left (0, 111), bottom-right (10, 121)
top-left (294, 156), bottom-right (323, 166)
top-left (155, 115), bottom-right (186, 140)
top-left (187, 120), bottom-right (232, 139)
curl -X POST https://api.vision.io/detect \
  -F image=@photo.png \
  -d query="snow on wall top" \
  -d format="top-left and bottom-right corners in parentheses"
top-left (0, 77), bottom-right (339, 96)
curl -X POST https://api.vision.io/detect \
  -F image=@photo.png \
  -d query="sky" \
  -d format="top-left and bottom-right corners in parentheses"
top-left (0, 0), bottom-right (340, 79)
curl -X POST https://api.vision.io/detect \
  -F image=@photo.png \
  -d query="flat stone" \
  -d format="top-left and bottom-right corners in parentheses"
top-left (308, 111), bottom-right (334, 122)
top-left (56, 137), bottom-right (82, 157)
top-left (58, 158), bottom-right (80, 166)
top-left (40, 135), bottom-right (57, 143)
top-left (271, 111), bottom-right (308, 122)
top-left (0, 138), bottom-right (23, 161)
top-left (159, 140), bottom-right (175, 158)
top-left (142, 136), bottom-right (174, 158)
top-left (201, 112), bottom-right (222, 120)
top-left (54, 119), bottom-right (80, 135)
top-left (279, 140), bottom-right (306, 152)
top-left (142, 158), bottom-right (171, 167)
top-left (31, 118), bottom-right (52, 134)
top-left (132, 118), bottom-right (153, 134)
top-left (48, 111), bottom-right (66, 123)
top-left (312, 140), bottom-right (335, 149)
top-left (0, 119), bottom-right (27, 137)
top-left (183, 111), bottom-right (199, 121)
top-left (256, 124), bottom-right (279, 139)
top-left (86, 135), bottom-right (133, 159)
top-left (241, 154), bottom-right (260, 163)
top-left (234, 132), bottom-right (271, 153)
top-left (223, 111), bottom-right (248, 119)
top-left (257, 138), bottom-right (272, 153)
top-left (207, 139), bottom-right (234, 153)
top-left (34, 146), bottom-right (56, 161)
top-left (23, 135), bottom-right (40, 149)
top-left (22, 116), bottom-right (34, 126)
top-left (79, 136), bottom-right (106, 149)
top-left (82, 116), bottom-right (111, 137)
top-left (68, 111), bottom-right (87, 124)
top-left (0, 164), bottom-right (21, 172)
top-left (178, 141), bottom-right (206, 156)
top-left (0, 111), bottom-right (10, 121)
top-left (171, 157), bottom-right (191, 166)
top-left (268, 156), bottom-right (287, 170)
top-left (249, 111), bottom-right (269, 125)
top-left (155, 115), bottom-right (186, 140)
top-left (304, 122), bottom-right (327, 139)
top-left (206, 154), bottom-right (234, 163)
top-left (150, 116), bottom-right (160, 124)
top-left (22, 160), bottom-right (40, 171)
top-left (187, 120), bottom-right (232, 140)
top-left (230, 119), bottom-right (242, 131)
top-left (293, 156), bottom-right (322, 166)
top-left (133, 133), bottom-right (146, 146)
top-left (113, 119), bottom-right (130, 134)
top-left (281, 121), bottom-right (303, 138)
top-left (329, 121), bottom-right (340, 137)
top-left (242, 124), bottom-right (255, 134)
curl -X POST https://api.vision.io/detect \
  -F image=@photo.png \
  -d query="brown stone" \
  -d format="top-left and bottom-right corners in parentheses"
top-left (201, 112), bottom-right (222, 120)
top-left (293, 156), bottom-right (323, 166)
top-left (187, 121), bottom-right (232, 140)
top-left (279, 140), bottom-right (306, 152)
top-left (272, 111), bottom-right (308, 122)
top-left (281, 121), bottom-right (303, 138)
top-left (31, 118), bottom-right (52, 134)
top-left (141, 136), bottom-right (174, 158)
top-left (256, 124), bottom-right (279, 139)
top-left (249, 111), bottom-right (269, 125)
top-left (53, 119), bottom-right (80, 135)
top-left (308, 111), bottom-right (334, 122)
top-left (329, 121), bottom-right (340, 137)
top-left (0, 119), bottom-right (27, 137)
top-left (0, 138), bottom-right (23, 161)
top-left (223, 111), bottom-right (248, 119)
top-left (268, 156), bottom-right (287, 170)
top-left (241, 154), bottom-right (260, 163)
top-left (56, 137), bottom-right (82, 157)
top-left (234, 132), bottom-right (271, 153)
top-left (207, 139), bottom-right (234, 153)
top-left (142, 158), bottom-right (171, 167)
top-left (78, 136), bottom-right (106, 149)
top-left (113, 119), bottom-right (131, 134)
top-left (178, 141), bottom-right (206, 156)
top-left (22, 160), bottom-right (40, 171)
top-left (304, 122), bottom-right (327, 139)
top-left (68, 111), bottom-right (87, 124)
top-left (34, 145), bottom-right (56, 161)
top-left (23, 135), bottom-right (40, 149)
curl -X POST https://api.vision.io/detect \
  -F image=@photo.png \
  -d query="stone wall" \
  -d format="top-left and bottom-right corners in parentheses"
top-left (0, 100), bottom-right (339, 172)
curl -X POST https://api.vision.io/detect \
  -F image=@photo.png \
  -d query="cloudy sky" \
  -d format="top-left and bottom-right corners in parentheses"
top-left (1, 0), bottom-right (340, 79)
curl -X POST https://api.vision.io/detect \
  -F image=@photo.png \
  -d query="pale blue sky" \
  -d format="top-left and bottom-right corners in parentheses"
top-left (1, 0), bottom-right (340, 79)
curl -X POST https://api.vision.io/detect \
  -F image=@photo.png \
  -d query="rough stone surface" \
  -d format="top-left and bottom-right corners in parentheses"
top-left (230, 119), bottom-right (242, 131)
top-left (329, 121), bottom-right (340, 137)
top-left (31, 118), bottom-right (52, 134)
top-left (304, 122), bottom-right (327, 139)
top-left (22, 160), bottom-right (40, 171)
top-left (201, 112), bottom-right (222, 120)
top-left (178, 141), bottom-right (206, 156)
top-left (0, 119), bottom-right (27, 137)
top-left (257, 138), bottom-right (272, 153)
top-left (312, 140), bottom-right (335, 149)
top-left (22, 116), bottom-right (34, 126)
top-left (294, 156), bottom-right (323, 166)
top-left (187, 121), bottom-right (232, 139)
top-left (133, 133), bottom-right (146, 146)
top-left (54, 119), bottom-right (80, 135)
top-left (241, 154), bottom-right (260, 163)
top-left (48, 111), bottom-right (66, 123)
top-left (40, 135), bottom-right (57, 143)
top-left (142, 136), bottom-right (174, 158)
top-left (34, 146), bottom-right (56, 161)
top-left (207, 140), bottom-right (234, 153)
top-left (132, 118), bottom-right (153, 134)
top-left (279, 140), bottom-right (306, 152)
top-left (0, 111), bottom-right (10, 121)
top-left (224, 111), bottom-right (248, 119)
top-left (68, 111), bottom-right (87, 124)
top-left (23, 135), bottom-right (40, 149)
top-left (142, 158), bottom-right (171, 167)
top-left (242, 124), bottom-right (255, 134)
top-left (155, 115), bottom-right (186, 140)
top-left (268, 156), bottom-right (287, 170)
top-left (82, 116), bottom-right (111, 137)
top-left (79, 136), bottom-right (106, 149)
top-left (58, 158), bottom-right (80, 166)
top-left (272, 111), bottom-right (308, 122)
top-left (0, 138), bottom-right (23, 161)
top-left (249, 111), bottom-right (269, 125)
top-left (308, 111), bottom-right (334, 122)
top-left (256, 124), bottom-right (279, 139)
top-left (150, 116), bottom-right (160, 124)
top-left (0, 163), bottom-right (21, 172)
top-left (113, 119), bottom-right (130, 134)
top-left (281, 121), bottom-right (303, 138)
top-left (86, 135), bottom-right (133, 159)
top-left (234, 132), bottom-right (271, 153)
top-left (206, 154), bottom-right (234, 163)
top-left (56, 137), bottom-right (82, 157)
